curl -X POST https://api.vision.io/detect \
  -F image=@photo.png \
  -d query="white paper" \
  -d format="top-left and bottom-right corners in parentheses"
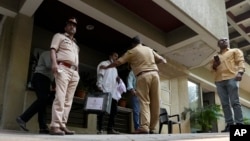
top-left (86, 97), bottom-right (104, 110)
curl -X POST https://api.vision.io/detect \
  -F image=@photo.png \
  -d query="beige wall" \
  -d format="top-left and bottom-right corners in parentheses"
top-left (0, 16), bottom-right (14, 122)
top-left (159, 73), bottom-right (190, 134)
top-left (0, 0), bottom-right (19, 12)
top-left (169, 0), bottom-right (228, 39)
top-left (169, 76), bottom-right (190, 133)
top-left (0, 14), bottom-right (33, 129)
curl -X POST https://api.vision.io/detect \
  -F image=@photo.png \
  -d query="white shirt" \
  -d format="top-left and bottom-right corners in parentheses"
top-left (116, 79), bottom-right (126, 100)
top-left (96, 60), bottom-right (119, 100)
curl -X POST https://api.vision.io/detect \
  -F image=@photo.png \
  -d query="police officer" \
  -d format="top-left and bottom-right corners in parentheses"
top-left (100, 36), bottom-right (167, 134)
top-left (49, 17), bottom-right (80, 135)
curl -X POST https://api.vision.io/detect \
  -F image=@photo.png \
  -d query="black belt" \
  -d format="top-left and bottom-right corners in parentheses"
top-left (58, 61), bottom-right (77, 70)
top-left (136, 70), bottom-right (158, 77)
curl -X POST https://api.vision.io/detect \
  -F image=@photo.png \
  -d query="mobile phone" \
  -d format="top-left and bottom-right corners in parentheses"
top-left (214, 55), bottom-right (220, 62)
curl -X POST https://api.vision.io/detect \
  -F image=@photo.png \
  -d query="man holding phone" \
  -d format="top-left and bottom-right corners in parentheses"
top-left (212, 55), bottom-right (220, 70)
top-left (211, 38), bottom-right (245, 132)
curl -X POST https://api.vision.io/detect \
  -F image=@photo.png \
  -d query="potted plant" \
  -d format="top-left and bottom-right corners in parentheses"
top-left (243, 117), bottom-right (250, 125)
top-left (181, 104), bottom-right (223, 132)
top-left (75, 71), bottom-right (97, 99)
top-left (118, 97), bottom-right (127, 107)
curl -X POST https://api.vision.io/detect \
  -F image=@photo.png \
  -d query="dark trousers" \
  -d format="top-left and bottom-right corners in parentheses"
top-left (97, 98), bottom-right (118, 131)
top-left (20, 73), bottom-right (53, 129)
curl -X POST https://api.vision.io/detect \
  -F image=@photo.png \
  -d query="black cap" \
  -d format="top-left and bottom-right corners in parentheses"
top-left (131, 36), bottom-right (141, 44)
top-left (66, 17), bottom-right (77, 25)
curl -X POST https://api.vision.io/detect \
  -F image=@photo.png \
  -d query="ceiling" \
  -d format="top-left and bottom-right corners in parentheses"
top-left (226, 0), bottom-right (250, 64)
top-left (1, 0), bottom-right (250, 67)
top-left (33, 0), bottom-right (186, 56)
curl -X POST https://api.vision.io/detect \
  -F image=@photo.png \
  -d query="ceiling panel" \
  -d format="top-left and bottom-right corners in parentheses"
top-left (165, 41), bottom-right (214, 68)
top-left (114, 0), bottom-right (184, 32)
top-left (226, 0), bottom-right (250, 64)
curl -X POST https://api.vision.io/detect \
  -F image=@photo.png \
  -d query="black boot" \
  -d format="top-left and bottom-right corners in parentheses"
top-left (221, 124), bottom-right (232, 132)
top-left (236, 123), bottom-right (244, 125)
top-left (16, 117), bottom-right (29, 131)
top-left (39, 128), bottom-right (50, 134)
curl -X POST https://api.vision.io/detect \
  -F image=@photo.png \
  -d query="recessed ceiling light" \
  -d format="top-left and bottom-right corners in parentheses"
top-left (86, 24), bottom-right (94, 30)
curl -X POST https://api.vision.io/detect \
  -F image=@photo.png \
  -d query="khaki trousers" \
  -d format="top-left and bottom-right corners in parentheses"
top-left (50, 66), bottom-right (79, 127)
top-left (136, 71), bottom-right (160, 131)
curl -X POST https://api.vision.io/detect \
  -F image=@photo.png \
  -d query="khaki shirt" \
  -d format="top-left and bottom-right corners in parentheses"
top-left (50, 33), bottom-right (79, 66)
top-left (210, 48), bottom-right (245, 82)
top-left (118, 44), bottom-right (163, 76)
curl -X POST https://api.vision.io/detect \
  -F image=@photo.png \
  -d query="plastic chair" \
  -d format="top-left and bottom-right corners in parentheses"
top-left (159, 108), bottom-right (181, 134)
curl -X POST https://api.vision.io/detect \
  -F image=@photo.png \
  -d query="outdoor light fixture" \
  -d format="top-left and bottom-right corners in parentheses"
top-left (86, 24), bottom-right (94, 30)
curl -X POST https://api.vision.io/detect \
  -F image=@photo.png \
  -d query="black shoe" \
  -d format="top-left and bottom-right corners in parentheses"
top-left (16, 117), bottom-right (29, 131)
top-left (39, 129), bottom-right (50, 134)
top-left (132, 128), bottom-right (149, 134)
top-left (221, 124), bottom-right (231, 132)
top-left (149, 130), bottom-right (156, 134)
top-left (107, 129), bottom-right (120, 134)
top-left (236, 123), bottom-right (244, 125)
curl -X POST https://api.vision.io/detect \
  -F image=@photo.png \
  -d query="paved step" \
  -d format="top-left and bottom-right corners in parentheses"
top-left (0, 130), bottom-right (229, 141)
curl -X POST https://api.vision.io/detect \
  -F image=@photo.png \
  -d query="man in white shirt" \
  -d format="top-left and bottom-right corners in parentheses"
top-left (96, 52), bottom-right (121, 134)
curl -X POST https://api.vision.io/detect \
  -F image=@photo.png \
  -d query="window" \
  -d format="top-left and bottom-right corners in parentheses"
top-left (188, 80), bottom-right (202, 132)
top-left (188, 81), bottom-right (201, 110)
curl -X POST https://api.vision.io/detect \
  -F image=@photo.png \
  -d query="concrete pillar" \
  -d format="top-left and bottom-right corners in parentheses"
top-left (0, 14), bottom-right (33, 130)
top-left (176, 76), bottom-right (190, 133)
top-left (0, 17), bottom-right (14, 121)
top-left (167, 76), bottom-right (190, 133)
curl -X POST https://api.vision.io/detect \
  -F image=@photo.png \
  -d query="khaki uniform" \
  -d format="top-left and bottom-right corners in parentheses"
top-left (50, 33), bottom-right (80, 128)
top-left (118, 44), bottom-right (163, 131)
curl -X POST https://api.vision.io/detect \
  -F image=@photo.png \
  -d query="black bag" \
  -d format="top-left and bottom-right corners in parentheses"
top-left (83, 92), bottom-right (112, 114)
